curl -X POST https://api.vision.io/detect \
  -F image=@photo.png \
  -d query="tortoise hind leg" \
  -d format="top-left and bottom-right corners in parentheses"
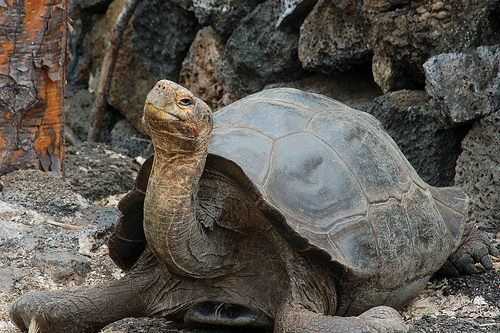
top-left (275, 304), bottom-right (410, 333)
top-left (10, 247), bottom-right (178, 333)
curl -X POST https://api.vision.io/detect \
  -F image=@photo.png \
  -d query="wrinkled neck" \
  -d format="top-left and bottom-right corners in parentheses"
top-left (143, 143), bottom-right (209, 278)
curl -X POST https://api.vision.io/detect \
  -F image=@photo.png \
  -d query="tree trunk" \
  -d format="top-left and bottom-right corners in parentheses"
top-left (0, 0), bottom-right (67, 176)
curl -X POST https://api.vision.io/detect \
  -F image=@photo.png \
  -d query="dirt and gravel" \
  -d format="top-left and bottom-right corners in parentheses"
top-left (1, 142), bottom-right (499, 333)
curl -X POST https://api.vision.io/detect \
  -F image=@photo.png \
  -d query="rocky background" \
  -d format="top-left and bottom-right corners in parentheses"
top-left (1, 0), bottom-right (500, 332)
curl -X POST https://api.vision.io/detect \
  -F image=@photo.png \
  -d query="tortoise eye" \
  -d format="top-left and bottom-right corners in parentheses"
top-left (179, 98), bottom-right (193, 106)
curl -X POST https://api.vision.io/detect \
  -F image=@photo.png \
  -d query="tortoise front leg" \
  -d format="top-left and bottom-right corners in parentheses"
top-left (10, 281), bottom-right (148, 333)
top-left (10, 247), bottom-right (184, 333)
top-left (275, 303), bottom-right (411, 333)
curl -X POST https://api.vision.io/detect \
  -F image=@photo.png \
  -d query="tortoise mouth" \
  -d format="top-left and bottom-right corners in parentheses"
top-left (143, 104), bottom-right (199, 138)
top-left (144, 103), bottom-right (184, 122)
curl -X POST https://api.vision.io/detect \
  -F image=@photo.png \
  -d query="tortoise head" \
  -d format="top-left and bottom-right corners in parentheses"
top-left (143, 80), bottom-right (213, 151)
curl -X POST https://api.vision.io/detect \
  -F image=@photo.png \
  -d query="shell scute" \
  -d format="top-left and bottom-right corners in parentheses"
top-left (308, 110), bottom-right (415, 204)
top-left (215, 99), bottom-right (312, 139)
top-left (263, 133), bottom-right (367, 233)
top-left (209, 127), bottom-right (273, 185)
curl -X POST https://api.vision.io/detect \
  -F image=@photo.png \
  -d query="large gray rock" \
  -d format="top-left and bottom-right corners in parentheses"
top-left (215, 0), bottom-right (304, 97)
top-left (455, 111), bottom-right (500, 230)
top-left (171, 0), bottom-right (194, 10)
top-left (65, 88), bottom-right (118, 142)
top-left (264, 65), bottom-right (382, 109)
top-left (179, 26), bottom-right (238, 111)
top-left (132, 0), bottom-right (200, 82)
top-left (299, 0), bottom-right (371, 73)
top-left (362, 90), bottom-right (468, 187)
top-left (66, 0), bottom-right (113, 88)
top-left (276, 0), bottom-right (317, 27)
top-left (424, 45), bottom-right (500, 128)
top-left (81, 0), bottom-right (155, 135)
top-left (366, 0), bottom-right (500, 92)
top-left (192, 0), bottom-right (264, 38)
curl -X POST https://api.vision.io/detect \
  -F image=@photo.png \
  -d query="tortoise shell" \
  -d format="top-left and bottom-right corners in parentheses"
top-left (110, 88), bottom-right (466, 311)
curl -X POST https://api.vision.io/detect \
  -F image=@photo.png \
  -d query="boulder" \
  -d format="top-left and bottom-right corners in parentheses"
top-left (264, 65), bottom-right (382, 109)
top-left (82, 0), bottom-right (155, 135)
top-left (132, 0), bottom-right (200, 82)
top-left (65, 88), bottom-right (120, 142)
top-left (423, 45), bottom-right (500, 128)
top-left (66, 0), bottom-right (113, 88)
top-left (455, 111), bottom-right (500, 230)
top-left (180, 26), bottom-right (238, 111)
top-left (276, 0), bottom-right (317, 27)
top-left (192, 0), bottom-right (264, 38)
top-left (366, 0), bottom-right (500, 92)
top-left (171, 0), bottom-right (194, 10)
top-left (363, 0), bottom-right (408, 13)
top-left (299, 0), bottom-right (372, 73)
top-left (107, 20), bottom-right (155, 135)
top-left (215, 0), bottom-right (304, 97)
top-left (361, 90), bottom-right (468, 187)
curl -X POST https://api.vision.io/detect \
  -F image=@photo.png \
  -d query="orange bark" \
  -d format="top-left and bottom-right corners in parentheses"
top-left (0, 0), bottom-right (67, 176)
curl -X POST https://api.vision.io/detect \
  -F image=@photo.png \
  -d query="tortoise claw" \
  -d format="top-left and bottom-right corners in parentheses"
top-left (275, 304), bottom-right (410, 333)
top-left (440, 223), bottom-right (499, 276)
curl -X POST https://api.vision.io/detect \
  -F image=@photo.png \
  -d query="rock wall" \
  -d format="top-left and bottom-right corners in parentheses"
top-left (66, 0), bottom-right (500, 228)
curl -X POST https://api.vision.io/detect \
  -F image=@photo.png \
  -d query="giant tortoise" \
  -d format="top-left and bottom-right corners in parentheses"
top-left (10, 80), bottom-right (497, 332)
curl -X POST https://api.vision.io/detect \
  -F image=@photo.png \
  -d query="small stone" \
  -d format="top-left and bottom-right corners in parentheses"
top-left (33, 251), bottom-right (92, 283)
top-left (0, 268), bottom-right (26, 292)
top-left (76, 205), bottom-right (121, 252)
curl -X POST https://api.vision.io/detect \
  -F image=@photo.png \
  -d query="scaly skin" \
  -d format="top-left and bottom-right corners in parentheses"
top-left (439, 222), bottom-right (500, 276)
top-left (275, 304), bottom-right (410, 333)
top-left (10, 284), bottom-right (146, 333)
top-left (10, 248), bottom-right (161, 333)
